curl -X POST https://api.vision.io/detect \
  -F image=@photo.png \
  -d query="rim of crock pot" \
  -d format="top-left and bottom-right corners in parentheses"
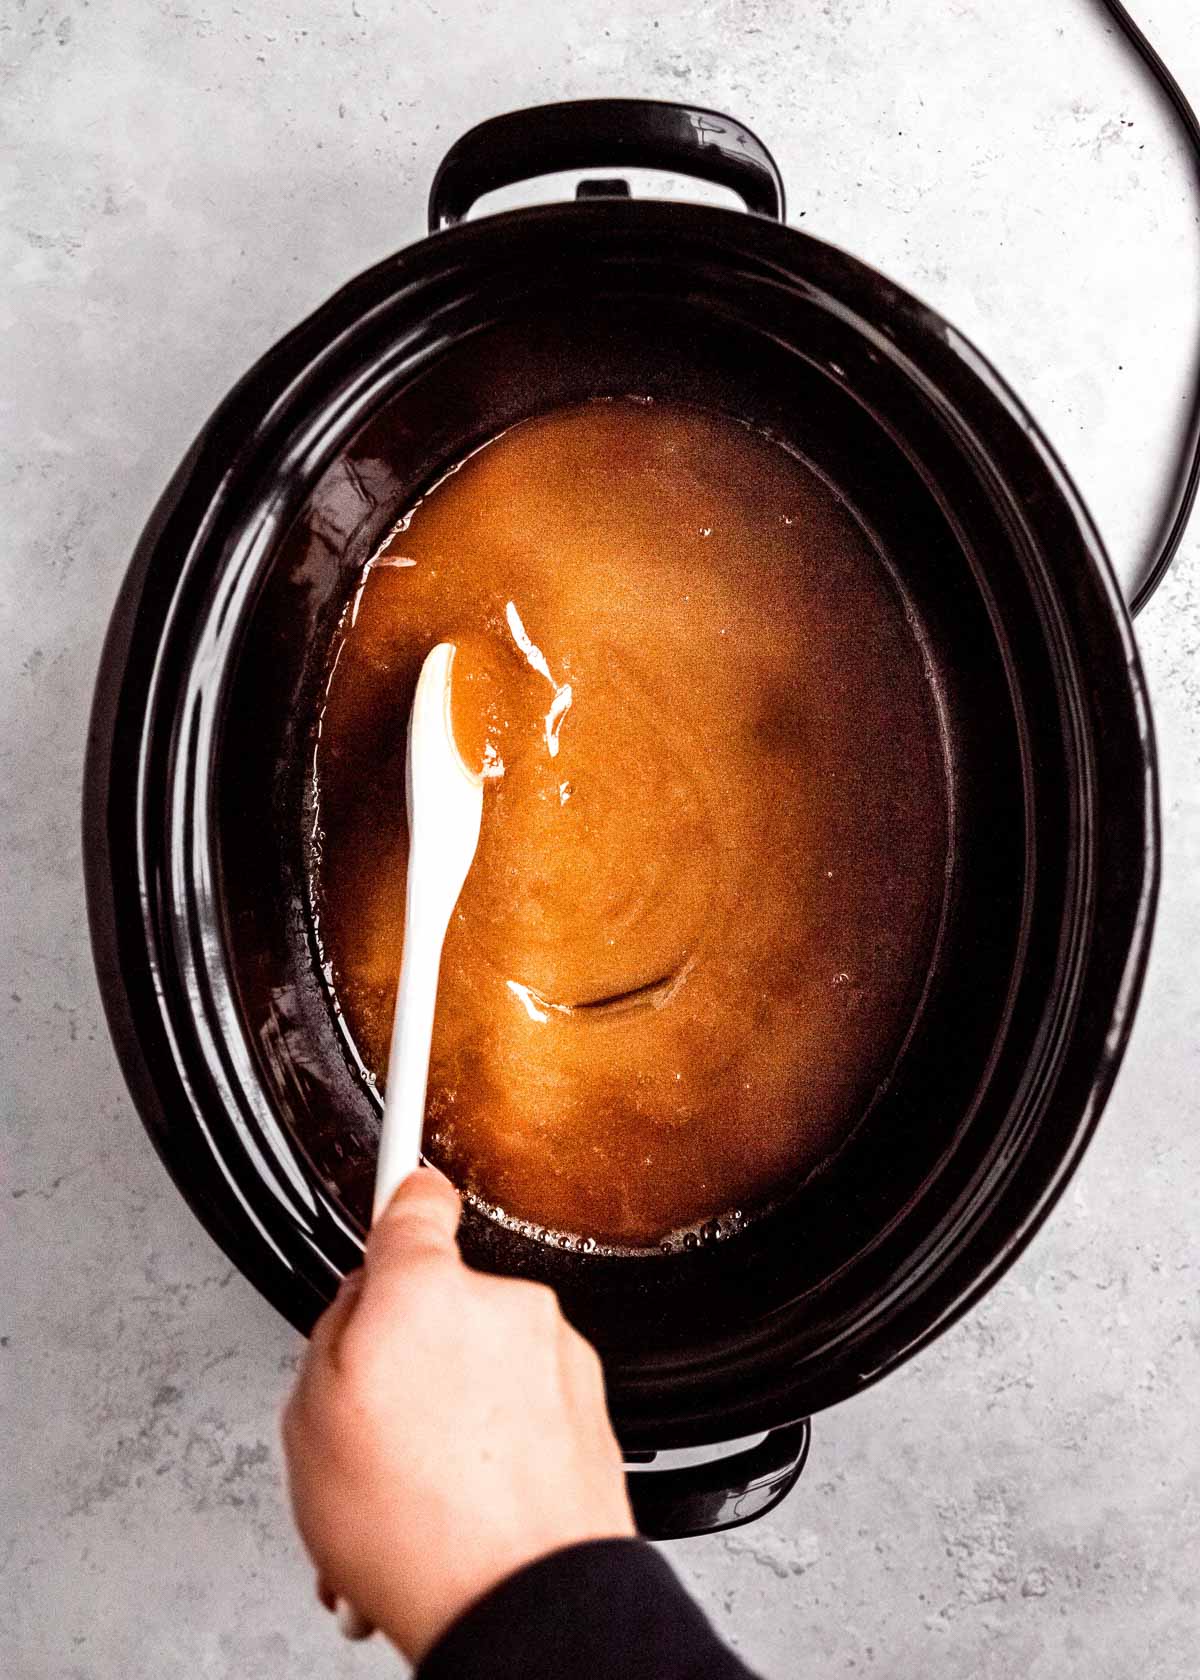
top-left (84, 198), bottom-right (1159, 1439)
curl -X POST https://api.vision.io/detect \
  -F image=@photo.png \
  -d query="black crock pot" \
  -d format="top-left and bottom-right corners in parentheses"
top-left (83, 101), bottom-right (1159, 1539)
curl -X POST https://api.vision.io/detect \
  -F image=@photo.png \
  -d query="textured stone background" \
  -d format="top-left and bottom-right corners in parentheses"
top-left (3, 1), bottom-right (1198, 1675)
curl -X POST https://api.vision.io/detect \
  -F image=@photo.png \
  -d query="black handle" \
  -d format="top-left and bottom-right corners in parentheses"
top-left (428, 98), bottom-right (785, 231)
top-left (624, 1420), bottom-right (811, 1540)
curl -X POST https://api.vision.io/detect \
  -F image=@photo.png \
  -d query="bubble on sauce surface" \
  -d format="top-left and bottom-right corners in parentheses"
top-left (464, 1191), bottom-right (758, 1260)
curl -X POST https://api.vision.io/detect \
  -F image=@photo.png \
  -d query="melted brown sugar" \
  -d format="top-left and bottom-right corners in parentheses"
top-left (312, 400), bottom-right (949, 1249)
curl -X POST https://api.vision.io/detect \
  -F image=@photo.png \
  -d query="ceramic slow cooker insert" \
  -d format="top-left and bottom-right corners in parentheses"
top-left (84, 102), bottom-right (1158, 1538)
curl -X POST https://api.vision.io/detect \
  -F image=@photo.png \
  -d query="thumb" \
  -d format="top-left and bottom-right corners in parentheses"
top-left (365, 1166), bottom-right (463, 1280)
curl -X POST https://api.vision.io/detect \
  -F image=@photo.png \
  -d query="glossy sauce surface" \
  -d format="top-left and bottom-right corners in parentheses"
top-left (312, 401), bottom-right (949, 1248)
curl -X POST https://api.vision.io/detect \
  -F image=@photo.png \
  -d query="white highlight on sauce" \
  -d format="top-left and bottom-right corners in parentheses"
top-left (349, 555), bottom-right (418, 628)
top-left (506, 979), bottom-right (550, 1023)
top-left (504, 598), bottom-right (574, 759)
top-left (505, 978), bottom-right (575, 1024)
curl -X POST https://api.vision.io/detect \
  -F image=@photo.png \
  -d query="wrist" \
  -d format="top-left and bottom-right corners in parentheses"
top-left (380, 1516), bottom-right (636, 1664)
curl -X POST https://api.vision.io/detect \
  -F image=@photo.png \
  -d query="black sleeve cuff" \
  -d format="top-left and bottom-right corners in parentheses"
top-left (417, 1537), bottom-right (758, 1680)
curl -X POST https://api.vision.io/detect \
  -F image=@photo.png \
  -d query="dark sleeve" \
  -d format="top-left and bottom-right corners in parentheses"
top-left (417, 1537), bottom-right (760, 1680)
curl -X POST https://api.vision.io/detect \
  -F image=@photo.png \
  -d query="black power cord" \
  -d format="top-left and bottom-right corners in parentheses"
top-left (1097, 0), bottom-right (1200, 614)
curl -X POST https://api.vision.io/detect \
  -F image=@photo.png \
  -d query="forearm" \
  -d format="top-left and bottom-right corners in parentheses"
top-left (417, 1538), bottom-right (759, 1680)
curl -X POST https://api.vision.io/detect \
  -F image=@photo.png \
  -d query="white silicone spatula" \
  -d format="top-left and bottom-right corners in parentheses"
top-left (372, 641), bottom-right (485, 1221)
top-left (335, 643), bottom-right (484, 1644)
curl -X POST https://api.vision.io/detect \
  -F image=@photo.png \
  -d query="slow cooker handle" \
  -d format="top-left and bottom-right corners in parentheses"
top-left (624, 1418), bottom-right (811, 1540)
top-left (428, 99), bottom-right (785, 230)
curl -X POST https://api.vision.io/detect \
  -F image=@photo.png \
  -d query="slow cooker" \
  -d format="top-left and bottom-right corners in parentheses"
top-left (84, 100), bottom-right (1160, 1539)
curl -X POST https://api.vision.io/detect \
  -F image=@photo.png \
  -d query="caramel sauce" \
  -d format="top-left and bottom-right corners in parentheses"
top-left (312, 400), bottom-right (949, 1248)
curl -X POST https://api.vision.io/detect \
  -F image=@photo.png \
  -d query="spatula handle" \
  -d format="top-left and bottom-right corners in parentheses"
top-left (373, 911), bottom-right (444, 1221)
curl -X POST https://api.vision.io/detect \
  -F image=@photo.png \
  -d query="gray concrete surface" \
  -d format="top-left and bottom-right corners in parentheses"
top-left (3, 1), bottom-right (1198, 1675)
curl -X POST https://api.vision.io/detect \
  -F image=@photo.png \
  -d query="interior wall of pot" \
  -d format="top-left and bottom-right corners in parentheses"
top-left (214, 299), bottom-right (1030, 1370)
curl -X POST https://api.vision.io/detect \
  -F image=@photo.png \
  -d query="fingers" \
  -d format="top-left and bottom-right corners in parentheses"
top-left (316, 1576), bottom-right (375, 1642)
top-left (310, 1167), bottom-right (459, 1359)
top-left (309, 1267), bottom-right (366, 1361)
top-left (362, 1166), bottom-right (463, 1290)
top-left (296, 1173), bottom-right (463, 1392)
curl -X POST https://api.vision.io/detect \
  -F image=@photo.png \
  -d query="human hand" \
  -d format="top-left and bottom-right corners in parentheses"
top-left (281, 1168), bottom-right (635, 1662)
